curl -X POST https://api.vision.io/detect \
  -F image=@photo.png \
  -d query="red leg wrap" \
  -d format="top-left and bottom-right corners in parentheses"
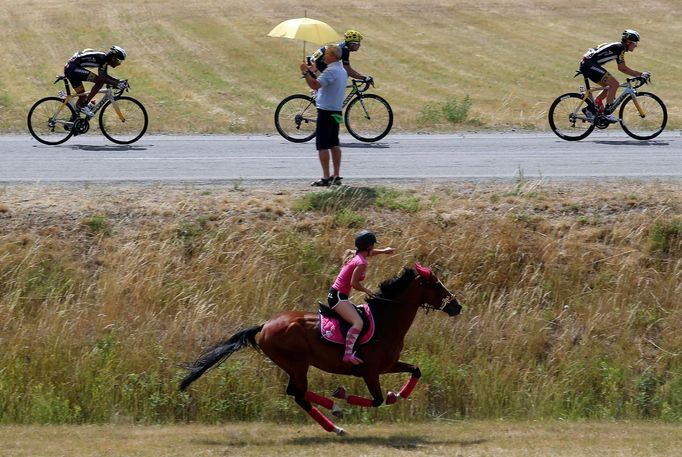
top-left (399, 376), bottom-right (419, 399)
top-left (304, 391), bottom-right (334, 410)
top-left (307, 407), bottom-right (336, 432)
top-left (346, 395), bottom-right (374, 407)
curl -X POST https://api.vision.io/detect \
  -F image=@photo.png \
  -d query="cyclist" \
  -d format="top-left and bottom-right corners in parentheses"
top-left (579, 29), bottom-right (650, 122)
top-left (64, 46), bottom-right (128, 117)
top-left (308, 29), bottom-right (371, 82)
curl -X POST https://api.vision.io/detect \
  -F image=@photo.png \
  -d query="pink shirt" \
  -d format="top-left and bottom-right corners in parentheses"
top-left (332, 253), bottom-right (368, 295)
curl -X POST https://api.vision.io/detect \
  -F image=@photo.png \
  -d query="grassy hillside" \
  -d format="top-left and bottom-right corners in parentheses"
top-left (1, 181), bottom-right (681, 423)
top-left (1, 0), bottom-right (680, 133)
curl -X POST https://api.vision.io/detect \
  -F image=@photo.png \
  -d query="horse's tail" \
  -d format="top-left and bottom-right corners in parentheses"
top-left (179, 324), bottom-right (263, 391)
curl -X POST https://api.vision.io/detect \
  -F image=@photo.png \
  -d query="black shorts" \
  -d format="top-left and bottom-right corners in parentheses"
top-left (327, 288), bottom-right (349, 308)
top-left (315, 109), bottom-right (342, 150)
top-left (64, 64), bottom-right (94, 90)
top-left (580, 61), bottom-right (610, 85)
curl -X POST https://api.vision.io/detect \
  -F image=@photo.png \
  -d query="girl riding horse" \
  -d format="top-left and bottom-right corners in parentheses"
top-left (326, 230), bottom-right (395, 365)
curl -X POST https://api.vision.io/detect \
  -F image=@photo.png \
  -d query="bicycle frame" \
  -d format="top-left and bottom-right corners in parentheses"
top-left (55, 77), bottom-right (127, 123)
top-left (578, 76), bottom-right (647, 119)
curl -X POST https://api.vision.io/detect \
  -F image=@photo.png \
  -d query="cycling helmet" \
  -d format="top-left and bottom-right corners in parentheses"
top-left (355, 230), bottom-right (377, 251)
top-left (344, 30), bottom-right (364, 43)
top-left (108, 45), bottom-right (127, 61)
top-left (622, 29), bottom-right (640, 42)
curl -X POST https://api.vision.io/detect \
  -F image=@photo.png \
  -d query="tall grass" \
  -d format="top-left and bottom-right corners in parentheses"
top-left (0, 182), bottom-right (681, 424)
top-left (2, 0), bottom-right (681, 133)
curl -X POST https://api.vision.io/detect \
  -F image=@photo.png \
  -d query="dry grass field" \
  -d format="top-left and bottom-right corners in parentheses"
top-left (1, 180), bottom-right (681, 426)
top-left (1, 0), bottom-right (680, 133)
top-left (1, 421), bottom-right (682, 457)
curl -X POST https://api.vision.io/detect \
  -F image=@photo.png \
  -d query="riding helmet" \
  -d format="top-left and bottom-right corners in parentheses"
top-left (108, 45), bottom-right (127, 61)
top-left (355, 230), bottom-right (377, 251)
top-left (621, 29), bottom-right (640, 42)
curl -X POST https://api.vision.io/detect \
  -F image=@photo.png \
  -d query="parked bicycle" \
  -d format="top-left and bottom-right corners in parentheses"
top-left (548, 71), bottom-right (666, 141)
top-left (274, 78), bottom-right (393, 143)
top-left (27, 75), bottom-right (148, 145)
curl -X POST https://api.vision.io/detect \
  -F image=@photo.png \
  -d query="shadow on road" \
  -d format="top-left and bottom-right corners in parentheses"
top-left (340, 142), bottom-right (390, 149)
top-left (592, 140), bottom-right (669, 146)
top-left (66, 144), bottom-right (149, 152)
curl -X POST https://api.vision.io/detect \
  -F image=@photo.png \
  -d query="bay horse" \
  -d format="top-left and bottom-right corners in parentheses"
top-left (179, 263), bottom-right (461, 435)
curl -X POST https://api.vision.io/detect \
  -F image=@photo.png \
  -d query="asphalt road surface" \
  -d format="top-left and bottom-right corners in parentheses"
top-left (1, 132), bottom-right (681, 184)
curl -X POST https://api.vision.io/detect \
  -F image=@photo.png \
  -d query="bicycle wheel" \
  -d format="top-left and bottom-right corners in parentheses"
top-left (344, 94), bottom-right (393, 142)
top-left (274, 94), bottom-right (317, 143)
top-left (99, 96), bottom-right (148, 144)
top-left (548, 93), bottom-right (595, 141)
top-left (619, 92), bottom-right (667, 140)
top-left (27, 97), bottom-right (77, 145)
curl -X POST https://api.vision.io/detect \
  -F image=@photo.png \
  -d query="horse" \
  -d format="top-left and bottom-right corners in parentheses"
top-left (179, 263), bottom-right (462, 435)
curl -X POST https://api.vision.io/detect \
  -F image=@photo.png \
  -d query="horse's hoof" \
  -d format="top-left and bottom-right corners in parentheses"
top-left (332, 404), bottom-right (343, 418)
top-left (386, 391), bottom-right (399, 405)
top-left (332, 386), bottom-right (347, 399)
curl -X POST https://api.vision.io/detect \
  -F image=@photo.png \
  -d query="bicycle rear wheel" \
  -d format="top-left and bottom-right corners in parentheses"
top-left (27, 96), bottom-right (77, 145)
top-left (619, 92), bottom-right (667, 140)
top-left (274, 94), bottom-right (317, 143)
top-left (548, 93), bottom-right (595, 141)
top-left (344, 94), bottom-right (393, 142)
top-left (99, 96), bottom-right (148, 144)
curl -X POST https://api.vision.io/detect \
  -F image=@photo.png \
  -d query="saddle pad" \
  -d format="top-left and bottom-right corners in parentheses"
top-left (320, 303), bottom-right (375, 345)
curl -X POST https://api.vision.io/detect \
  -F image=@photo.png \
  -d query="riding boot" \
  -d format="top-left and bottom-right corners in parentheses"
top-left (342, 328), bottom-right (363, 365)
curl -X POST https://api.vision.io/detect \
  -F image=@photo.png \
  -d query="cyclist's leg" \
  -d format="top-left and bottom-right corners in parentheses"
top-left (65, 67), bottom-right (90, 108)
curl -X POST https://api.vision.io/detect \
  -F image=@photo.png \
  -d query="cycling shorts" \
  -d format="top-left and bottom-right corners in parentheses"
top-left (64, 64), bottom-right (96, 90)
top-left (315, 109), bottom-right (342, 150)
top-left (580, 61), bottom-right (611, 85)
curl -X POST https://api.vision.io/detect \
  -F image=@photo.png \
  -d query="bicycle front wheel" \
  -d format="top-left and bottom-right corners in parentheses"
top-left (99, 96), bottom-right (148, 144)
top-left (344, 94), bottom-right (393, 142)
top-left (274, 94), bottom-right (317, 143)
top-left (619, 92), bottom-right (667, 140)
top-left (548, 93), bottom-right (595, 141)
top-left (27, 97), bottom-right (77, 145)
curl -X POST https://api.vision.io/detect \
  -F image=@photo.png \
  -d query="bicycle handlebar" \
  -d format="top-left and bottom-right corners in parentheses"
top-left (350, 78), bottom-right (374, 93)
top-left (626, 75), bottom-right (650, 89)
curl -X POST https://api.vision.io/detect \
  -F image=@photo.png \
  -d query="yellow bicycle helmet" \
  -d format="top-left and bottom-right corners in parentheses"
top-left (344, 30), bottom-right (364, 43)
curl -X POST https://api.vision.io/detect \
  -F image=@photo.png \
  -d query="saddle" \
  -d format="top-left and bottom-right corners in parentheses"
top-left (318, 302), bottom-right (375, 346)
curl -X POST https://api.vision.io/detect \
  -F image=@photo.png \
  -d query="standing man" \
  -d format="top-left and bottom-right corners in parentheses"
top-left (300, 45), bottom-right (347, 187)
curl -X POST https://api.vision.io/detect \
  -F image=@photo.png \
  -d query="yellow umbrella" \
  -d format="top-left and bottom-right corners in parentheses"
top-left (268, 17), bottom-right (342, 59)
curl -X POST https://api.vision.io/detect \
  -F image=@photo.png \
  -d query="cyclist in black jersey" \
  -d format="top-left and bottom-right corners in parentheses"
top-left (308, 30), bottom-right (371, 83)
top-left (579, 29), bottom-right (650, 122)
top-left (64, 46), bottom-right (128, 117)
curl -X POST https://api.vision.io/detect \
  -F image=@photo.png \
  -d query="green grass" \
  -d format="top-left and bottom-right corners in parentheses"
top-left (1, 182), bottom-right (681, 424)
top-left (2, 0), bottom-right (681, 133)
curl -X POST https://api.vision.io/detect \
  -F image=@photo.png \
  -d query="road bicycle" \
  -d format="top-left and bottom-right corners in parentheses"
top-left (274, 78), bottom-right (393, 143)
top-left (548, 72), bottom-right (667, 141)
top-left (27, 75), bottom-right (148, 145)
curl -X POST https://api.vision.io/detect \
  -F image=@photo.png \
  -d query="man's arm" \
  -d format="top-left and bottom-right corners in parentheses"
top-left (300, 63), bottom-right (321, 90)
top-left (343, 64), bottom-right (365, 80)
top-left (617, 62), bottom-right (643, 77)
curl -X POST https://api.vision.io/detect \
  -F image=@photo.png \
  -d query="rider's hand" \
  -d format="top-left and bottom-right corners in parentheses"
top-left (116, 80), bottom-right (128, 90)
top-left (640, 71), bottom-right (651, 81)
top-left (363, 75), bottom-right (374, 84)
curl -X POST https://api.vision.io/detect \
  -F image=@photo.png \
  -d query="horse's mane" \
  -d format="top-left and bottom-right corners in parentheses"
top-left (369, 267), bottom-right (416, 305)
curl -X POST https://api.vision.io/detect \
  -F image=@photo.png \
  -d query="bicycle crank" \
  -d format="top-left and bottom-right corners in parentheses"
top-left (73, 118), bottom-right (90, 136)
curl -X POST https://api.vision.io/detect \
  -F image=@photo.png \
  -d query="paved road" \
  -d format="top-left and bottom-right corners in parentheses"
top-left (1, 132), bottom-right (680, 183)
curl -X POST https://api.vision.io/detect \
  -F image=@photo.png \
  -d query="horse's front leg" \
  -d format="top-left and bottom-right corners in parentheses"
top-left (332, 371), bottom-right (384, 408)
top-left (383, 361), bottom-right (421, 405)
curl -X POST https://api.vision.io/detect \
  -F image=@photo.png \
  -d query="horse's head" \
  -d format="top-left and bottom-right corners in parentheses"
top-left (414, 263), bottom-right (462, 316)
